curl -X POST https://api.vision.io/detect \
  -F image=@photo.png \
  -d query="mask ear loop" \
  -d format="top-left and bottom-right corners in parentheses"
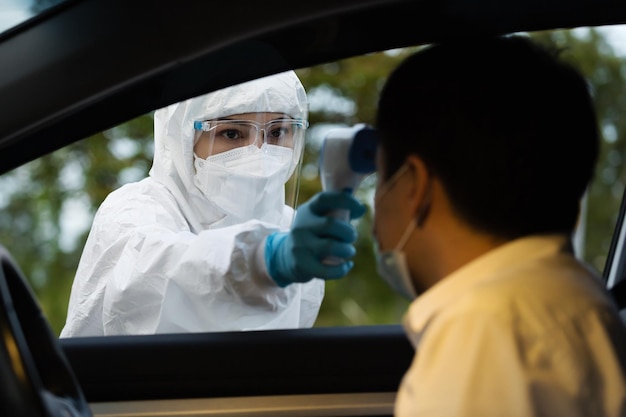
top-left (375, 164), bottom-right (410, 202)
top-left (395, 217), bottom-right (417, 250)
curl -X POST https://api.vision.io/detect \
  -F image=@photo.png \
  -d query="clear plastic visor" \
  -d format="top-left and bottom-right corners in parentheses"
top-left (193, 114), bottom-right (308, 156)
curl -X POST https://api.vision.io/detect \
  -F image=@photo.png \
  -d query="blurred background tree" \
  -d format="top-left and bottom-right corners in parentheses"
top-left (0, 27), bottom-right (625, 334)
top-left (532, 29), bottom-right (626, 271)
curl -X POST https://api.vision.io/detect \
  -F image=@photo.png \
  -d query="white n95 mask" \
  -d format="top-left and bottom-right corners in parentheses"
top-left (373, 164), bottom-right (418, 300)
top-left (193, 144), bottom-right (293, 226)
top-left (374, 217), bottom-right (418, 300)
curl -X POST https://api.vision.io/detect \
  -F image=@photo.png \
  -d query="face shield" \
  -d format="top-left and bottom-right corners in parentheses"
top-left (193, 115), bottom-right (308, 152)
top-left (189, 72), bottom-right (308, 226)
top-left (193, 113), bottom-right (308, 177)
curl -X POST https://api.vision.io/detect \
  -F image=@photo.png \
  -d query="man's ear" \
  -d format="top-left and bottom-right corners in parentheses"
top-left (405, 155), bottom-right (432, 224)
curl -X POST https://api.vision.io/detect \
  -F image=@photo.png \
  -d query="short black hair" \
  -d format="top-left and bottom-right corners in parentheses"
top-left (376, 35), bottom-right (599, 239)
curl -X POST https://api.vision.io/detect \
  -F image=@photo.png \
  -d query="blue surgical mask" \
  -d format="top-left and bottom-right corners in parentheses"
top-left (374, 219), bottom-right (417, 300)
top-left (373, 163), bottom-right (418, 300)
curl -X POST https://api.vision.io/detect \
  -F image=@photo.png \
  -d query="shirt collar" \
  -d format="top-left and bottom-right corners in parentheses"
top-left (403, 234), bottom-right (574, 346)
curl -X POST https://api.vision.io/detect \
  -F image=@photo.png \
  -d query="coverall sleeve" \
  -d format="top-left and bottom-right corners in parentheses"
top-left (61, 184), bottom-right (323, 336)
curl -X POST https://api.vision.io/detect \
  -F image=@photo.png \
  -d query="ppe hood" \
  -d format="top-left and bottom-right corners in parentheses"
top-left (150, 71), bottom-right (308, 232)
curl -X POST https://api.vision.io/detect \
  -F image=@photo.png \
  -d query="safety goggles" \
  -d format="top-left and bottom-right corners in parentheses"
top-left (193, 118), bottom-right (309, 155)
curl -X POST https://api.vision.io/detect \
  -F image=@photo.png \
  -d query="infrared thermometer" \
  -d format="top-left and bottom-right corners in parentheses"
top-left (319, 124), bottom-right (378, 264)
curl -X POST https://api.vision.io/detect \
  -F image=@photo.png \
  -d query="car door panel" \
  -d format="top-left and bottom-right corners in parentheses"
top-left (61, 325), bottom-right (413, 416)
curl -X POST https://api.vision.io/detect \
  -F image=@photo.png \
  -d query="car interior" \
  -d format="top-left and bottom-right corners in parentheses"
top-left (3, 0), bottom-right (626, 416)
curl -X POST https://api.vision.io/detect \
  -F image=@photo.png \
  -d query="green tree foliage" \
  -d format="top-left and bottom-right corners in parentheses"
top-left (0, 118), bottom-right (154, 333)
top-left (531, 29), bottom-right (626, 272)
top-left (1, 29), bottom-right (625, 334)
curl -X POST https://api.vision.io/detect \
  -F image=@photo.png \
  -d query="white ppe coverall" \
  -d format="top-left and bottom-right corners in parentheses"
top-left (61, 71), bottom-right (324, 337)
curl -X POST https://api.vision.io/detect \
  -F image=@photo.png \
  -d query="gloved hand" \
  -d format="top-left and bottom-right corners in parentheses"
top-left (265, 191), bottom-right (367, 287)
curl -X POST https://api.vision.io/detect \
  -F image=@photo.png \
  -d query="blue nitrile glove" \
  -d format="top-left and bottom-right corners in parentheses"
top-left (265, 191), bottom-right (367, 287)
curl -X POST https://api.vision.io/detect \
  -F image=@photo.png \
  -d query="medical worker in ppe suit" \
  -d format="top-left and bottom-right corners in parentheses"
top-left (61, 71), bottom-right (365, 337)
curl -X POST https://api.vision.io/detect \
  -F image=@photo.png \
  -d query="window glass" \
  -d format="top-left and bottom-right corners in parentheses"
top-left (1, 25), bottom-right (626, 336)
top-left (0, 0), bottom-right (66, 35)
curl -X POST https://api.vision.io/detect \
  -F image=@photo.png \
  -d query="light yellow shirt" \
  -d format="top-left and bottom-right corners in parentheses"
top-left (396, 234), bottom-right (626, 417)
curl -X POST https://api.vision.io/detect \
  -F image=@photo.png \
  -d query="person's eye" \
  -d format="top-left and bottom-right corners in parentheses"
top-left (268, 127), bottom-right (288, 139)
top-left (215, 125), bottom-right (247, 140)
top-left (222, 129), bottom-right (243, 139)
top-left (269, 122), bottom-right (297, 138)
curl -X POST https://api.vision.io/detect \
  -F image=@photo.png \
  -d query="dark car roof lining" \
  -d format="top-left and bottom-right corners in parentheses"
top-left (1, 0), bottom-right (626, 174)
top-left (60, 325), bottom-right (414, 402)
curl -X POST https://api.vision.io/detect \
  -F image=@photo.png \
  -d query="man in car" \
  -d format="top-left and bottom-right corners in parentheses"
top-left (61, 71), bottom-right (365, 336)
top-left (373, 35), bottom-right (626, 416)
